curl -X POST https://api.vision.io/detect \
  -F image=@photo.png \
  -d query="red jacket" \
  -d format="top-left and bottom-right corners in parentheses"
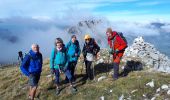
top-left (107, 31), bottom-right (127, 63)
top-left (108, 31), bottom-right (127, 51)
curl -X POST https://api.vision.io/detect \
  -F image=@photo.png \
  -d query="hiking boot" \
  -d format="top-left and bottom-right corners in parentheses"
top-left (56, 88), bottom-right (60, 95)
top-left (70, 87), bottom-right (77, 94)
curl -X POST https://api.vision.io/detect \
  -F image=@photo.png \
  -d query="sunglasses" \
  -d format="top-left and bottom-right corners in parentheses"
top-left (85, 39), bottom-right (90, 41)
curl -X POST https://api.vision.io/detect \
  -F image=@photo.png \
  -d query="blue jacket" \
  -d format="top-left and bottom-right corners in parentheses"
top-left (66, 40), bottom-right (81, 62)
top-left (20, 50), bottom-right (43, 77)
top-left (50, 47), bottom-right (68, 70)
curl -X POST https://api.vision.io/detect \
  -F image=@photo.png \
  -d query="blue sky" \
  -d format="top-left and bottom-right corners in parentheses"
top-left (0, 0), bottom-right (170, 21)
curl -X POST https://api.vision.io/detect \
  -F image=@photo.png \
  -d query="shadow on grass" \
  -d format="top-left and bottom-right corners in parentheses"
top-left (94, 60), bottom-right (143, 78)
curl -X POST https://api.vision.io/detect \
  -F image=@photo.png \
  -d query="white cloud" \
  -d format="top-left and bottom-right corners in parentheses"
top-left (0, 0), bottom-right (139, 18)
top-left (136, 1), bottom-right (162, 6)
top-left (161, 25), bottom-right (170, 33)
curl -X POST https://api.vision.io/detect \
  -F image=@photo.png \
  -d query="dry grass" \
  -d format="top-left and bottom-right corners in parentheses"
top-left (0, 59), bottom-right (170, 100)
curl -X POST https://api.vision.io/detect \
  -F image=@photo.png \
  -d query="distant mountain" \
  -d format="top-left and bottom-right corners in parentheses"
top-left (66, 19), bottom-right (110, 48)
top-left (66, 20), bottom-right (170, 58)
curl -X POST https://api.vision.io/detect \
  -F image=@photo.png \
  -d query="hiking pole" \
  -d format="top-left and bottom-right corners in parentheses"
top-left (92, 57), bottom-right (97, 82)
top-left (106, 50), bottom-right (111, 76)
top-left (51, 73), bottom-right (55, 85)
top-left (92, 61), bottom-right (95, 81)
top-left (81, 60), bottom-right (85, 75)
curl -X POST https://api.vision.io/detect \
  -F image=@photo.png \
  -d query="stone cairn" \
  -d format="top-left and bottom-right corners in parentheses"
top-left (122, 36), bottom-right (170, 73)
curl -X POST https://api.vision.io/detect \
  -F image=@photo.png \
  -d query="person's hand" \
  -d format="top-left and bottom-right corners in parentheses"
top-left (63, 66), bottom-right (67, 72)
top-left (108, 48), bottom-right (114, 54)
top-left (50, 68), bottom-right (55, 74)
top-left (115, 49), bottom-right (119, 54)
top-left (96, 52), bottom-right (100, 60)
top-left (75, 53), bottom-right (78, 57)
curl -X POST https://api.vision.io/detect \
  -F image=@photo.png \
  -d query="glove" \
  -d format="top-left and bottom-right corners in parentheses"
top-left (50, 68), bottom-right (55, 74)
top-left (75, 53), bottom-right (78, 57)
top-left (115, 49), bottom-right (119, 54)
top-left (108, 48), bottom-right (114, 54)
top-left (63, 66), bottom-right (68, 72)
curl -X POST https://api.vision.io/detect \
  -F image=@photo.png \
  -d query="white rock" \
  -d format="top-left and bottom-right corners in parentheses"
top-left (110, 90), bottom-right (113, 93)
top-left (131, 89), bottom-right (138, 94)
top-left (151, 97), bottom-right (156, 100)
top-left (143, 94), bottom-right (146, 97)
top-left (156, 88), bottom-right (160, 93)
top-left (96, 58), bottom-right (104, 64)
top-left (121, 66), bottom-right (125, 70)
top-left (146, 80), bottom-right (154, 88)
top-left (161, 84), bottom-right (169, 90)
top-left (100, 96), bottom-right (104, 100)
top-left (127, 97), bottom-right (131, 100)
top-left (119, 94), bottom-right (124, 100)
top-left (98, 76), bottom-right (106, 82)
top-left (46, 74), bottom-right (52, 78)
top-left (167, 90), bottom-right (170, 95)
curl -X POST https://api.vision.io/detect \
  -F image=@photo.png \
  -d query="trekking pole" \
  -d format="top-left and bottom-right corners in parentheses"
top-left (51, 73), bottom-right (54, 84)
top-left (106, 50), bottom-right (110, 76)
top-left (81, 61), bottom-right (85, 75)
top-left (93, 57), bottom-right (97, 81)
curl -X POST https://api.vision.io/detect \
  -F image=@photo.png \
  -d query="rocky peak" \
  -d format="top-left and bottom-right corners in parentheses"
top-left (123, 36), bottom-right (170, 73)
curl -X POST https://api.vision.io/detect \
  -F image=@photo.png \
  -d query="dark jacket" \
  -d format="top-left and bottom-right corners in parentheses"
top-left (82, 38), bottom-right (100, 58)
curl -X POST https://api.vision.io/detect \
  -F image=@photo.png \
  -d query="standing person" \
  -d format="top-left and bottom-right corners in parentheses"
top-left (18, 51), bottom-right (24, 64)
top-left (106, 28), bottom-right (127, 80)
top-left (65, 35), bottom-right (81, 82)
top-left (50, 38), bottom-right (77, 95)
top-left (20, 44), bottom-right (43, 100)
top-left (82, 34), bottom-right (100, 80)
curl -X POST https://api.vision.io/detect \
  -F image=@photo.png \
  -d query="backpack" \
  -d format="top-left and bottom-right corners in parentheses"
top-left (67, 40), bottom-right (80, 53)
top-left (117, 32), bottom-right (128, 48)
top-left (67, 40), bottom-right (79, 47)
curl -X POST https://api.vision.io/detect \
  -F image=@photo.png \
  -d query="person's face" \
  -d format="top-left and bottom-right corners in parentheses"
top-left (72, 37), bottom-right (76, 43)
top-left (85, 38), bottom-right (90, 43)
top-left (32, 45), bottom-right (39, 53)
top-left (107, 32), bottom-right (112, 39)
top-left (56, 42), bottom-right (62, 48)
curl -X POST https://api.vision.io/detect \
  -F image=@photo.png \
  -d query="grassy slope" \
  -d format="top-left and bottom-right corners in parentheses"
top-left (0, 59), bottom-right (170, 100)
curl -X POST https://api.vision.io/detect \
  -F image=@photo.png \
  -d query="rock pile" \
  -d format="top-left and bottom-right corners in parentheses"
top-left (123, 36), bottom-right (170, 73)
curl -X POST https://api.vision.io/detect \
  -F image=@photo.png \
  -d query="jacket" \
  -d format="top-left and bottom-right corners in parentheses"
top-left (20, 50), bottom-right (43, 76)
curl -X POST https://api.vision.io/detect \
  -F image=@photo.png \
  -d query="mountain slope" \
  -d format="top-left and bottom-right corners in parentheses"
top-left (1, 54), bottom-right (170, 100)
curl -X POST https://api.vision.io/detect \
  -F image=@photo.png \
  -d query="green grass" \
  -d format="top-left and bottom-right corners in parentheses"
top-left (0, 59), bottom-right (170, 100)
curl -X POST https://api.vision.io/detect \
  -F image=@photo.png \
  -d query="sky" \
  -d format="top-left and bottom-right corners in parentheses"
top-left (0, 0), bottom-right (170, 63)
top-left (0, 0), bottom-right (170, 21)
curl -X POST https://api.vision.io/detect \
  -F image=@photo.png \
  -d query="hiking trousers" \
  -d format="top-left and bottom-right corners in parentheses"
top-left (85, 60), bottom-right (94, 80)
top-left (54, 69), bottom-right (72, 84)
top-left (65, 61), bottom-right (77, 81)
top-left (113, 63), bottom-right (119, 79)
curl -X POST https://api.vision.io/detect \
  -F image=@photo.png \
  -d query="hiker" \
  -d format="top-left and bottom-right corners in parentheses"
top-left (65, 35), bottom-right (81, 82)
top-left (82, 34), bottom-right (100, 80)
top-left (50, 38), bottom-right (77, 95)
top-left (106, 28), bottom-right (127, 80)
top-left (20, 44), bottom-right (43, 100)
top-left (18, 51), bottom-right (23, 64)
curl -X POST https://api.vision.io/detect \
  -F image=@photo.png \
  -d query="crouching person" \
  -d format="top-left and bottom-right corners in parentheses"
top-left (20, 44), bottom-right (43, 100)
top-left (50, 38), bottom-right (77, 95)
top-left (106, 28), bottom-right (127, 80)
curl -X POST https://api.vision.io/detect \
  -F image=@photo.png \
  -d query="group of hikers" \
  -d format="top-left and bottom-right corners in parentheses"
top-left (20, 28), bottom-right (127, 100)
